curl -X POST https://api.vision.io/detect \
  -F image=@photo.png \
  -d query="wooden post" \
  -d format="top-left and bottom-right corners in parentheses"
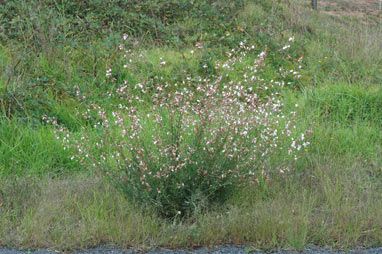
top-left (312, 0), bottom-right (317, 10)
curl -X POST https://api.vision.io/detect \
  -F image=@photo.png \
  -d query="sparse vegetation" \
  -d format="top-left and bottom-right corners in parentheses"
top-left (1, 0), bottom-right (382, 251)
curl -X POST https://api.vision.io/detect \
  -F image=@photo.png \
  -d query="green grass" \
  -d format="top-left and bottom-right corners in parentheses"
top-left (1, 0), bottom-right (382, 251)
top-left (0, 120), bottom-right (79, 176)
top-left (305, 84), bottom-right (382, 125)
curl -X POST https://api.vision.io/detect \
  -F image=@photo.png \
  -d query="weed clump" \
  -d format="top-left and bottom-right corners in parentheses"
top-left (45, 37), bottom-right (309, 218)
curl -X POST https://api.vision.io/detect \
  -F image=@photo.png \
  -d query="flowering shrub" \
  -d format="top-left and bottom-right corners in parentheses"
top-left (44, 37), bottom-right (309, 218)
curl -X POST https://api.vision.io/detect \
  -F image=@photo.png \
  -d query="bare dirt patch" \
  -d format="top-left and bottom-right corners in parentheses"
top-left (318, 0), bottom-right (382, 24)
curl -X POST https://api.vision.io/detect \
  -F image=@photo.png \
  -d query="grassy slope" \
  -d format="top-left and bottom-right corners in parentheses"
top-left (1, 0), bottom-right (382, 250)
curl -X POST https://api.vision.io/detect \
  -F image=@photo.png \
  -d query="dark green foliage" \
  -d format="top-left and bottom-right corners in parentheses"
top-left (0, 0), bottom-right (246, 48)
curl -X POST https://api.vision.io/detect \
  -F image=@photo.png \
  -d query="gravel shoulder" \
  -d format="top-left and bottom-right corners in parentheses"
top-left (1, 246), bottom-right (382, 254)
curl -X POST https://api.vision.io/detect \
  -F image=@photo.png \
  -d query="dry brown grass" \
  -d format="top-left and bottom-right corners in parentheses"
top-left (1, 159), bottom-right (382, 251)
